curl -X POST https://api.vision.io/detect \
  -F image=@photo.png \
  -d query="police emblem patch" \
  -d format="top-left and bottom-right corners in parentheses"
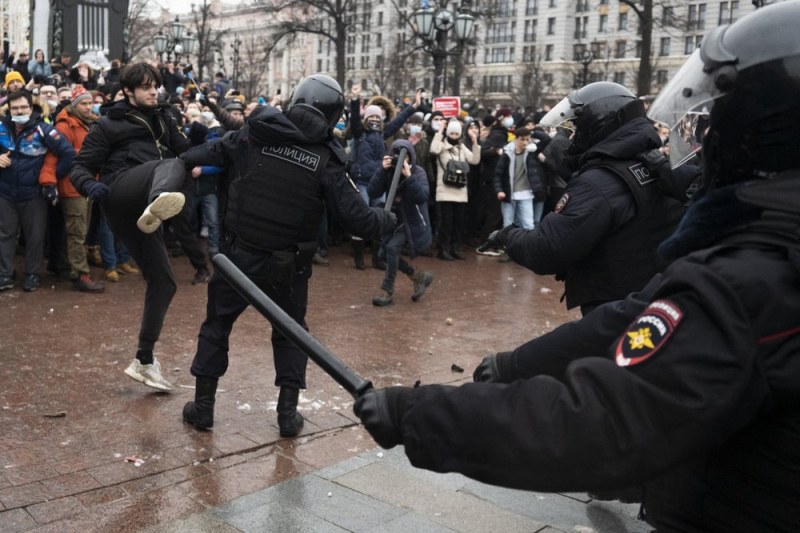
top-left (554, 193), bottom-right (570, 213)
top-left (615, 300), bottom-right (683, 367)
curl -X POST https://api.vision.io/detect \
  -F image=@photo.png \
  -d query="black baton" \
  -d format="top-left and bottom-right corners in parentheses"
top-left (384, 147), bottom-right (408, 212)
top-left (212, 254), bottom-right (374, 399)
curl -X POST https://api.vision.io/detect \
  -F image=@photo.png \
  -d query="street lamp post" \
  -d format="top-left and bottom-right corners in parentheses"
top-left (411, 0), bottom-right (476, 97)
top-left (230, 36), bottom-right (242, 90)
top-left (153, 16), bottom-right (197, 64)
top-left (576, 40), bottom-right (601, 88)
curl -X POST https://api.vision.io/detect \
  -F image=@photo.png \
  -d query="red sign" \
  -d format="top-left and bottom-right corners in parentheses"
top-left (432, 97), bottom-right (461, 118)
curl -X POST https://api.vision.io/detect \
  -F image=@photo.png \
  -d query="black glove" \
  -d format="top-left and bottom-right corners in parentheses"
top-left (487, 223), bottom-right (519, 248)
top-left (353, 387), bottom-right (412, 449)
top-left (473, 354), bottom-right (502, 383)
top-left (83, 180), bottom-right (111, 201)
top-left (41, 185), bottom-right (58, 206)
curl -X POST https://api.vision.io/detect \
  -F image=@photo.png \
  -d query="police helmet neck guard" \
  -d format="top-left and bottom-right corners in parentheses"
top-left (648, 0), bottom-right (800, 190)
top-left (285, 74), bottom-right (345, 143)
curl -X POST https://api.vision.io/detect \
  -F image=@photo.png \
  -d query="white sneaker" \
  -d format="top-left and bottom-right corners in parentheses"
top-left (137, 192), bottom-right (186, 234)
top-left (124, 358), bottom-right (173, 391)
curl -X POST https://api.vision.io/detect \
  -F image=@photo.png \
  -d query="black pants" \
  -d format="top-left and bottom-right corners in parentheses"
top-left (437, 201), bottom-right (466, 250)
top-left (191, 236), bottom-right (311, 389)
top-left (102, 159), bottom-right (187, 352)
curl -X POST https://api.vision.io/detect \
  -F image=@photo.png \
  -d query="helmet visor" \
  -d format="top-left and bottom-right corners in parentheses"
top-left (539, 95), bottom-right (576, 130)
top-left (648, 50), bottom-right (725, 168)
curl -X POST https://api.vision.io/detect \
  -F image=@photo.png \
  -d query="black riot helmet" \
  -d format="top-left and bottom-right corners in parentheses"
top-left (648, 0), bottom-right (800, 190)
top-left (284, 74), bottom-right (345, 142)
top-left (540, 82), bottom-right (645, 154)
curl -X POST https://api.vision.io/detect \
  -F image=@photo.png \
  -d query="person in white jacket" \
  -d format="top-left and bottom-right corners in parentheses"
top-left (430, 119), bottom-right (480, 260)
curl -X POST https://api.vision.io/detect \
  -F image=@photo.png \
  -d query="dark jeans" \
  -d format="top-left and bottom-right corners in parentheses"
top-left (191, 236), bottom-right (311, 389)
top-left (437, 201), bottom-right (466, 249)
top-left (101, 159), bottom-right (187, 351)
top-left (378, 228), bottom-right (414, 293)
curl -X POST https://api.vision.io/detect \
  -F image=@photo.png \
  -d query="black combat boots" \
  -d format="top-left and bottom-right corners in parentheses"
top-left (183, 376), bottom-right (218, 430)
top-left (277, 386), bottom-right (304, 437)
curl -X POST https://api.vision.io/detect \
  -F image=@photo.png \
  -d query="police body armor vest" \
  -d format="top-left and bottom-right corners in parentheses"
top-left (563, 154), bottom-right (685, 309)
top-left (225, 142), bottom-right (332, 251)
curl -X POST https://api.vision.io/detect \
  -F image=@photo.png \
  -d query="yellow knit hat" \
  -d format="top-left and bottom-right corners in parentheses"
top-left (5, 71), bottom-right (24, 89)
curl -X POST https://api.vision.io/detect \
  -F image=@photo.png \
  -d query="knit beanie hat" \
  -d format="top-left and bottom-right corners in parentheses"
top-left (446, 120), bottom-right (462, 136)
top-left (363, 105), bottom-right (384, 121)
top-left (71, 85), bottom-right (93, 106)
top-left (5, 71), bottom-right (24, 89)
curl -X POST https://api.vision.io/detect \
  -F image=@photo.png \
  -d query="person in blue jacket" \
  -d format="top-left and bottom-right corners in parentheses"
top-left (0, 90), bottom-right (74, 291)
top-left (347, 84), bottom-right (422, 269)
top-left (368, 139), bottom-right (433, 306)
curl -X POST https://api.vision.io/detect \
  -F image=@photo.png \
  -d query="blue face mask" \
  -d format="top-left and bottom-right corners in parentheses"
top-left (335, 122), bottom-right (346, 130)
top-left (409, 125), bottom-right (422, 136)
top-left (92, 104), bottom-right (101, 115)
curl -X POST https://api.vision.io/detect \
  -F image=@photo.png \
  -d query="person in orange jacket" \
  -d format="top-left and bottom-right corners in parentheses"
top-left (41, 85), bottom-right (107, 291)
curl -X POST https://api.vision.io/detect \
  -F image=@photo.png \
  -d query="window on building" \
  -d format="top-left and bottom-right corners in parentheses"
top-left (599, 14), bottom-right (608, 32)
top-left (547, 17), bottom-right (556, 35)
top-left (484, 75), bottom-right (513, 92)
top-left (524, 19), bottom-right (537, 41)
top-left (495, 0), bottom-right (517, 17)
top-left (361, 56), bottom-right (369, 69)
top-left (376, 33), bottom-right (382, 47)
top-left (318, 38), bottom-right (324, 54)
top-left (659, 37), bottom-right (670, 56)
top-left (545, 44), bottom-right (554, 61)
top-left (317, 59), bottom-right (323, 71)
top-left (378, 12), bottom-right (383, 25)
top-left (618, 12), bottom-right (628, 31)
top-left (549, 0), bottom-right (556, 7)
top-left (719, 1), bottom-right (740, 24)
top-left (688, 4), bottom-right (707, 30)
top-left (684, 35), bottom-right (702, 54)
top-left (362, 34), bottom-right (370, 53)
top-left (347, 36), bottom-right (356, 54)
top-left (346, 57), bottom-right (355, 69)
top-left (635, 40), bottom-right (642, 58)
top-left (523, 45), bottom-right (537, 62)
top-left (543, 73), bottom-right (553, 87)
top-left (613, 71), bottom-right (625, 85)
top-left (615, 40), bottom-right (626, 58)
top-left (576, 0), bottom-right (589, 11)
top-left (526, 0), bottom-right (538, 16)
top-left (574, 16), bottom-right (588, 39)
top-left (465, 76), bottom-right (473, 89)
top-left (376, 55), bottom-right (384, 69)
top-left (662, 6), bottom-right (674, 25)
top-left (657, 70), bottom-right (669, 86)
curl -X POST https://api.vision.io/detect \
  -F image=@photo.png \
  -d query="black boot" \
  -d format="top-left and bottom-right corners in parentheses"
top-left (371, 245), bottom-right (386, 270)
top-left (277, 386), bottom-right (304, 437)
top-left (450, 245), bottom-right (466, 260)
top-left (437, 246), bottom-right (454, 261)
top-left (352, 240), bottom-right (366, 270)
top-left (183, 376), bottom-right (218, 430)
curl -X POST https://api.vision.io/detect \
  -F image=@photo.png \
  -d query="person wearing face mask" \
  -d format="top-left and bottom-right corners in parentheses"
top-left (0, 90), bottom-right (75, 292)
top-left (38, 85), bottom-right (59, 115)
top-left (347, 84), bottom-right (422, 269)
top-left (430, 119), bottom-right (480, 260)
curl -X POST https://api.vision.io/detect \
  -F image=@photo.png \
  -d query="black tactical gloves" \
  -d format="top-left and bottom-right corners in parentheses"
top-left (472, 352), bottom-right (515, 383)
top-left (486, 223), bottom-right (520, 249)
top-left (353, 387), bottom-right (412, 449)
top-left (82, 180), bottom-right (111, 201)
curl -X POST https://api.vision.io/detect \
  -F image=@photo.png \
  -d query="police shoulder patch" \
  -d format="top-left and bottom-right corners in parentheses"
top-left (615, 299), bottom-right (683, 367)
top-left (554, 192), bottom-right (570, 213)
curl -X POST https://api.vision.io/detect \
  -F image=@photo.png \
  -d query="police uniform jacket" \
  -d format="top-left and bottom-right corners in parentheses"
top-left (70, 100), bottom-right (190, 194)
top-left (503, 117), bottom-right (682, 309)
top-left (180, 105), bottom-right (394, 251)
top-left (393, 173), bottom-right (800, 532)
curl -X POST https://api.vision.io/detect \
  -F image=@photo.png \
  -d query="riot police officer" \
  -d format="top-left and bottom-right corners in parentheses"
top-left (354, 2), bottom-right (800, 531)
top-left (489, 82), bottom-right (685, 315)
top-left (181, 74), bottom-right (395, 437)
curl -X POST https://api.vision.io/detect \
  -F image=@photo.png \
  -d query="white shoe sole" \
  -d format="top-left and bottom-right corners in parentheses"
top-left (137, 192), bottom-right (186, 234)
top-left (124, 365), bottom-right (173, 391)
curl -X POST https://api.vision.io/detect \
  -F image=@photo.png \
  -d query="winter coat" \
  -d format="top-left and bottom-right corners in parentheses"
top-left (0, 107), bottom-right (75, 202)
top-left (42, 106), bottom-right (92, 198)
top-left (70, 100), bottom-right (190, 194)
top-left (28, 59), bottom-right (52, 80)
top-left (368, 139), bottom-right (432, 257)
top-left (347, 98), bottom-right (417, 185)
top-left (479, 125), bottom-right (510, 186)
top-left (492, 141), bottom-right (545, 201)
top-left (429, 129), bottom-right (481, 203)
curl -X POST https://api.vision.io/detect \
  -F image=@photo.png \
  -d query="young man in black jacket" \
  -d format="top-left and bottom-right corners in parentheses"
top-left (70, 62), bottom-right (191, 392)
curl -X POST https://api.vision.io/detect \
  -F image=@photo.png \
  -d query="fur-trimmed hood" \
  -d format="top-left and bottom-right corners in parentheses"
top-left (366, 95), bottom-right (395, 121)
